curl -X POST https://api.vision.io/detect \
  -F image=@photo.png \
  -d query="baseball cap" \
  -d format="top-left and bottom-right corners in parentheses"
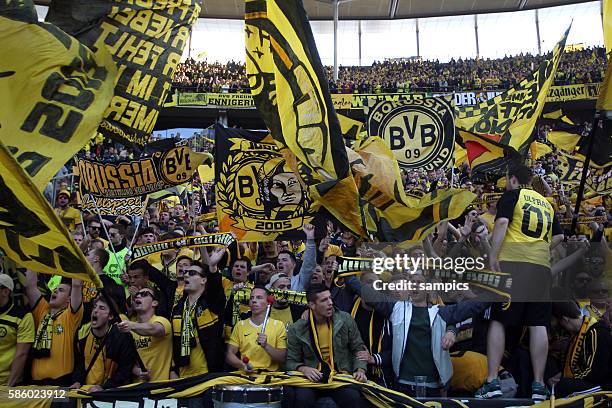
top-left (0, 274), bottom-right (14, 291)
top-left (57, 189), bottom-right (70, 198)
top-left (266, 273), bottom-right (289, 290)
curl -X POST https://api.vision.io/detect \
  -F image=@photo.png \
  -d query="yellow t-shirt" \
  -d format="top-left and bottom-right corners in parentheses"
top-left (316, 322), bottom-right (332, 366)
top-left (132, 315), bottom-right (172, 382)
top-left (228, 318), bottom-right (287, 371)
top-left (84, 332), bottom-right (114, 386)
top-left (498, 189), bottom-right (560, 267)
top-left (31, 299), bottom-right (83, 381)
top-left (270, 307), bottom-right (294, 331)
top-left (0, 303), bottom-right (35, 385)
top-left (56, 207), bottom-right (82, 231)
top-left (178, 334), bottom-right (208, 378)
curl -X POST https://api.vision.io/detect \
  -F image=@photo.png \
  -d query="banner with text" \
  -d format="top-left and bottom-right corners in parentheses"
top-left (171, 83), bottom-right (601, 110)
top-left (0, 1), bottom-right (116, 192)
top-left (47, 0), bottom-right (201, 146)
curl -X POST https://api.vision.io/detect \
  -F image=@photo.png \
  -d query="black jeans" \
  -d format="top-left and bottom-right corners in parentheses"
top-left (284, 385), bottom-right (369, 408)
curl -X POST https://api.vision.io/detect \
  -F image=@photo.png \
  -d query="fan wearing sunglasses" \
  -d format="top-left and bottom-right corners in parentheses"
top-left (170, 260), bottom-right (225, 379)
top-left (117, 288), bottom-right (172, 382)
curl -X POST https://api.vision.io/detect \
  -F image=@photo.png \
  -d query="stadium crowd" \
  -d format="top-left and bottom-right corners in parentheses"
top-left (172, 47), bottom-right (608, 94)
top-left (0, 128), bottom-right (610, 407)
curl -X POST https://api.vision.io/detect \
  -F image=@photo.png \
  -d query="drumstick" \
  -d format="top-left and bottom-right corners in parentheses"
top-left (550, 383), bottom-right (555, 408)
top-left (242, 356), bottom-right (253, 371)
top-left (258, 295), bottom-right (275, 345)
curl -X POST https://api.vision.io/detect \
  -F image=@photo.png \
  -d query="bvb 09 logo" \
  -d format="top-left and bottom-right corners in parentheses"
top-left (159, 147), bottom-right (193, 184)
top-left (368, 100), bottom-right (453, 171)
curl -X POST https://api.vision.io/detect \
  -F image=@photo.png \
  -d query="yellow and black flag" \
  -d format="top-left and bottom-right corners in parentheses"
top-left (0, 141), bottom-right (101, 286)
top-left (542, 110), bottom-right (585, 152)
top-left (245, 0), bottom-right (474, 242)
top-left (46, 0), bottom-right (201, 147)
top-left (0, 0), bottom-right (116, 191)
top-left (456, 26), bottom-right (570, 177)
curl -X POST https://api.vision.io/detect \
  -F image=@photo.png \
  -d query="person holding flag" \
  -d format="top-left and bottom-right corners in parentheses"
top-left (226, 285), bottom-right (287, 372)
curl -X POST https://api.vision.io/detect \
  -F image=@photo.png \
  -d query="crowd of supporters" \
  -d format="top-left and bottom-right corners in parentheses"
top-left (172, 47), bottom-right (608, 94)
top-left (1, 132), bottom-right (610, 406)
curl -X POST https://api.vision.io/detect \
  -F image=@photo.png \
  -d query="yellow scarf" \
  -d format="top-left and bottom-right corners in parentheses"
top-left (308, 310), bottom-right (335, 383)
top-left (564, 316), bottom-right (598, 378)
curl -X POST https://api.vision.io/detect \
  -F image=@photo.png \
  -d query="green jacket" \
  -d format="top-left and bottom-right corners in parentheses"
top-left (286, 309), bottom-right (367, 374)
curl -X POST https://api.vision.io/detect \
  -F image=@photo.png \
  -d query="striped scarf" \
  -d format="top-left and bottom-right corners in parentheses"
top-left (32, 308), bottom-right (64, 359)
top-left (180, 297), bottom-right (200, 359)
top-left (308, 311), bottom-right (335, 383)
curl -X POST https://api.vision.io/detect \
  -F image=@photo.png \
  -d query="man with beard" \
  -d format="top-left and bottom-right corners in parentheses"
top-left (71, 294), bottom-right (136, 391)
top-left (117, 288), bottom-right (172, 382)
top-left (25, 270), bottom-right (83, 386)
top-left (103, 224), bottom-right (130, 287)
top-left (171, 260), bottom-right (225, 378)
top-left (87, 220), bottom-right (107, 247)
top-left (285, 285), bottom-right (367, 408)
top-left (226, 286), bottom-right (287, 372)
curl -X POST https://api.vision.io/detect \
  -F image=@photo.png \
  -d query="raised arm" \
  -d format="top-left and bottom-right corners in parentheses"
top-left (293, 224), bottom-right (317, 292)
top-left (24, 269), bottom-right (42, 307)
top-left (71, 278), bottom-right (83, 312)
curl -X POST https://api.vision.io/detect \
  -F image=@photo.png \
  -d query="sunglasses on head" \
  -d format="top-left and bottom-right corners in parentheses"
top-left (185, 269), bottom-right (204, 277)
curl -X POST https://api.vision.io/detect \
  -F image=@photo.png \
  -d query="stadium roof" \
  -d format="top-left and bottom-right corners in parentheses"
top-left (35, 0), bottom-right (593, 20)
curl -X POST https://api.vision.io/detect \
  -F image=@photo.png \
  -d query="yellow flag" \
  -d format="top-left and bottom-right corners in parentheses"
top-left (245, 0), bottom-right (475, 241)
top-left (596, 60), bottom-right (612, 113)
top-left (198, 163), bottom-right (215, 184)
top-left (530, 141), bottom-right (552, 159)
top-left (0, 4), bottom-right (116, 192)
top-left (456, 26), bottom-right (570, 175)
top-left (547, 131), bottom-right (581, 151)
top-left (0, 142), bottom-right (101, 286)
top-left (604, 0), bottom-right (611, 55)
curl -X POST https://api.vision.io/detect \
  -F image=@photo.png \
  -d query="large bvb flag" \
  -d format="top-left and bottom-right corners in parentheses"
top-left (245, 0), bottom-right (474, 241)
top-left (46, 0), bottom-right (201, 147)
top-left (0, 0), bottom-right (116, 191)
top-left (456, 26), bottom-right (570, 177)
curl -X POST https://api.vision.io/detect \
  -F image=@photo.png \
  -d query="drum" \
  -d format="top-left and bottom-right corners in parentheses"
top-left (211, 384), bottom-right (283, 408)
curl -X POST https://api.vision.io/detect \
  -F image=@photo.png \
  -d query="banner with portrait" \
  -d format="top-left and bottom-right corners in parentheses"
top-left (366, 96), bottom-right (455, 171)
top-left (215, 126), bottom-right (322, 242)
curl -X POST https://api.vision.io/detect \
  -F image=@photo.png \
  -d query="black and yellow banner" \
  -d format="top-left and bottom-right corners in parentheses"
top-left (366, 96), bottom-right (455, 170)
top-left (245, 0), bottom-right (474, 242)
top-left (0, 0), bottom-right (116, 192)
top-left (46, 0), bottom-right (200, 146)
top-left (64, 372), bottom-right (612, 408)
top-left (0, 141), bottom-right (101, 286)
top-left (77, 147), bottom-right (210, 197)
top-left (215, 125), bottom-right (321, 241)
top-left (558, 153), bottom-right (612, 194)
top-left (171, 83), bottom-right (602, 109)
top-left (131, 232), bottom-right (235, 261)
top-left (456, 26), bottom-right (570, 176)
